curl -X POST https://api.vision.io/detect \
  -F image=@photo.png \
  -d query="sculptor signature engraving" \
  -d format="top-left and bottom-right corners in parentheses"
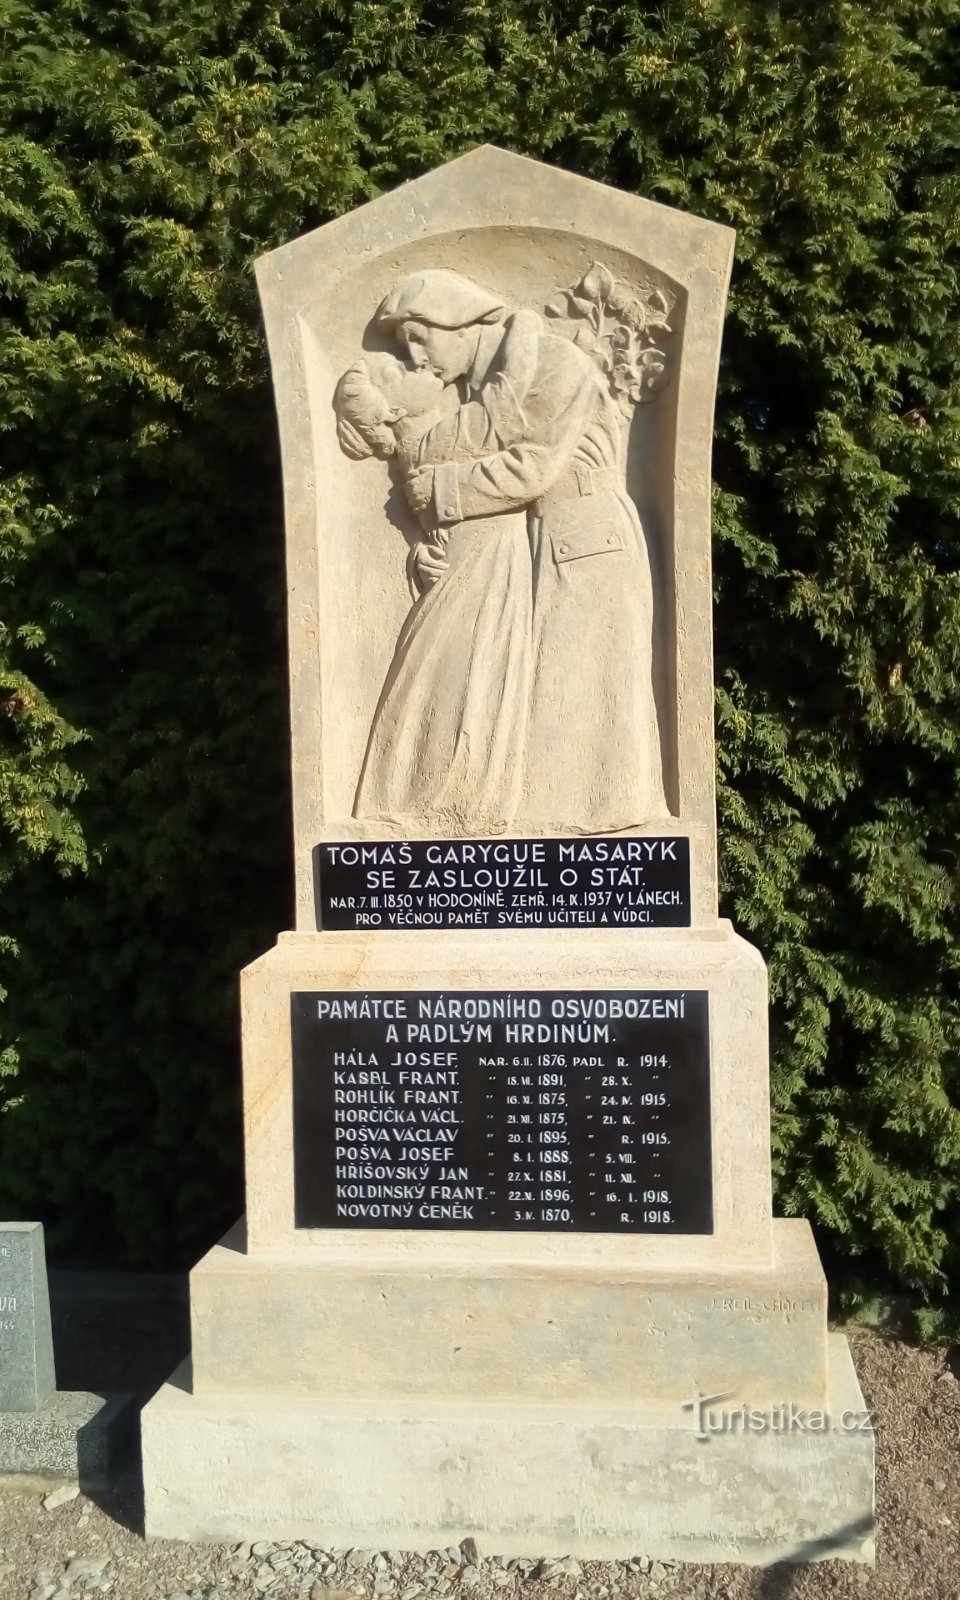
top-left (334, 264), bottom-right (676, 836)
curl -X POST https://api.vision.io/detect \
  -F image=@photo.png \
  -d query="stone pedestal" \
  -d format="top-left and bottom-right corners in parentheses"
top-left (0, 1391), bottom-right (129, 1486)
top-left (143, 928), bottom-right (874, 1559)
top-left (144, 1335), bottom-right (873, 1561)
top-left (187, 1216), bottom-right (828, 1408)
top-left (240, 927), bottom-right (774, 1263)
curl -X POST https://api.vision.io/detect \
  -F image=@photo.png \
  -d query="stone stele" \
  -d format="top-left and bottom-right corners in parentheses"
top-left (0, 1222), bottom-right (55, 1411)
top-left (141, 147), bottom-right (874, 1561)
top-left (0, 1223), bottom-right (127, 1485)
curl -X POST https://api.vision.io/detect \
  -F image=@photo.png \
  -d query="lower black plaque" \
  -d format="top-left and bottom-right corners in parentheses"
top-left (314, 837), bottom-right (691, 931)
top-left (292, 989), bottom-right (712, 1233)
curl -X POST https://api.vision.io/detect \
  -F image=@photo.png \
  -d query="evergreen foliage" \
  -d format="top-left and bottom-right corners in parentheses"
top-left (2, 1), bottom-right (959, 1307)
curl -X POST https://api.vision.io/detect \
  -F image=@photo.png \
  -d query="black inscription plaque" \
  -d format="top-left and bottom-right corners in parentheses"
top-left (292, 988), bottom-right (711, 1233)
top-left (314, 837), bottom-right (691, 931)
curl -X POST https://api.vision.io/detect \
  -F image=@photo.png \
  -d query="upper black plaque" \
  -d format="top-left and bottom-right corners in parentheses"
top-left (292, 988), bottom-right (712, 1233)
top-left (314, 837), bottom-right (691, 931)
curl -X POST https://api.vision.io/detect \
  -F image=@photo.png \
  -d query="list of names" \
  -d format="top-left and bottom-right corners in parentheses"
top-left (292, 989), bottom-right (712, 1233)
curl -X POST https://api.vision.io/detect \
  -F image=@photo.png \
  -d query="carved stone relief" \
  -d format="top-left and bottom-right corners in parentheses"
top-left (333, 263), bottom-right (677, 837)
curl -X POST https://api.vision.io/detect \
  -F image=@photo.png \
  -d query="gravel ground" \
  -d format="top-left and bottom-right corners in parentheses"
top-left (0, 1283), bottom-right (957, 1600)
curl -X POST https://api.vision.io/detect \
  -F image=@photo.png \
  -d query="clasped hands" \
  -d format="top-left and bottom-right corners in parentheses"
top-left (400, 463), bottom-right (445, 591)
top-left (401, 462), bottom-right (434, 516)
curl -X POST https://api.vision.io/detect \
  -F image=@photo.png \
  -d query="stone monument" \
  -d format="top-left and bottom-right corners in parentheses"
top-left (0, 1223), bottom-right (55, 1414)
top-left (0, 1222), bottom-right (125, 1485)
top-left (141, 147), bottom-right (874, 1561)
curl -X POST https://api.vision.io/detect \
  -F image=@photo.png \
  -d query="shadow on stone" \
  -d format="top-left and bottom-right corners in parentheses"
top-left (79, 1397), bottom-right (146, 1537)
top-left (44, 1267), bottom-right (190, 1534)
top-left (752, 1512), bottom-right (875, 1593)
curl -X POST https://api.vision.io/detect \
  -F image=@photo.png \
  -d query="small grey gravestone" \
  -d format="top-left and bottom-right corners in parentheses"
top-left (0, 1222), bottom-right (56, 1410)
top-left (0, 1222), bottom-right (130, 1485)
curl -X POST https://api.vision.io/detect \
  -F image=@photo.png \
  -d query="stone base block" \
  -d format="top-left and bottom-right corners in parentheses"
top-left (243, 927), bottom-right (776, 1268)
top-left (191, 1218), bottom-right (828, 1407)
top-left (0, 1391), bottom-right (130, 1487)
top-left (142, 1334), bottom-right (873, 1563)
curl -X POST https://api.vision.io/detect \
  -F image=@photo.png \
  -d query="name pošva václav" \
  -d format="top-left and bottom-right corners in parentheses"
top-left (292, 989), bottom-right (712, 1235)
top-left (315, 837), bottom-right (691, 931)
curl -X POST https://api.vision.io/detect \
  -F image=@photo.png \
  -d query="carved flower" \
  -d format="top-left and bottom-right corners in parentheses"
top-left (606, 283), bottom-right (636, 320)
top-left (637, 347), bottom-right (669, 394)
top-left (580, 261), bottom-right (616, 302)
top-left (637, 287), bottom-right (673, 333)
top-left (541, 262), bottom-right (674, 413)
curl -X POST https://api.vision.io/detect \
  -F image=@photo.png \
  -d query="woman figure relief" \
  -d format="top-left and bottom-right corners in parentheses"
top-left (334, 304), bottom-right (536, 834)
top-left (335, 265), bottom-right (673, 835)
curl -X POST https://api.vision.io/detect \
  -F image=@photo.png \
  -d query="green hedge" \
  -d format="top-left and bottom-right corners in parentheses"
top-left (2, 2), bottom-right (960, 1314)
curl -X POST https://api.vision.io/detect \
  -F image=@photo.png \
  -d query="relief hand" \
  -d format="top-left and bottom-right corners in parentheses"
top-left (403, 465), bottom-right (435, 515)
top-left (411, 540), bottom-right (448, 591)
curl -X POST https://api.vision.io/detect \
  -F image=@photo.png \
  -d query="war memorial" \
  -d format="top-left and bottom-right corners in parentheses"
top-left (140, 147), bottom-right (875, 1563)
